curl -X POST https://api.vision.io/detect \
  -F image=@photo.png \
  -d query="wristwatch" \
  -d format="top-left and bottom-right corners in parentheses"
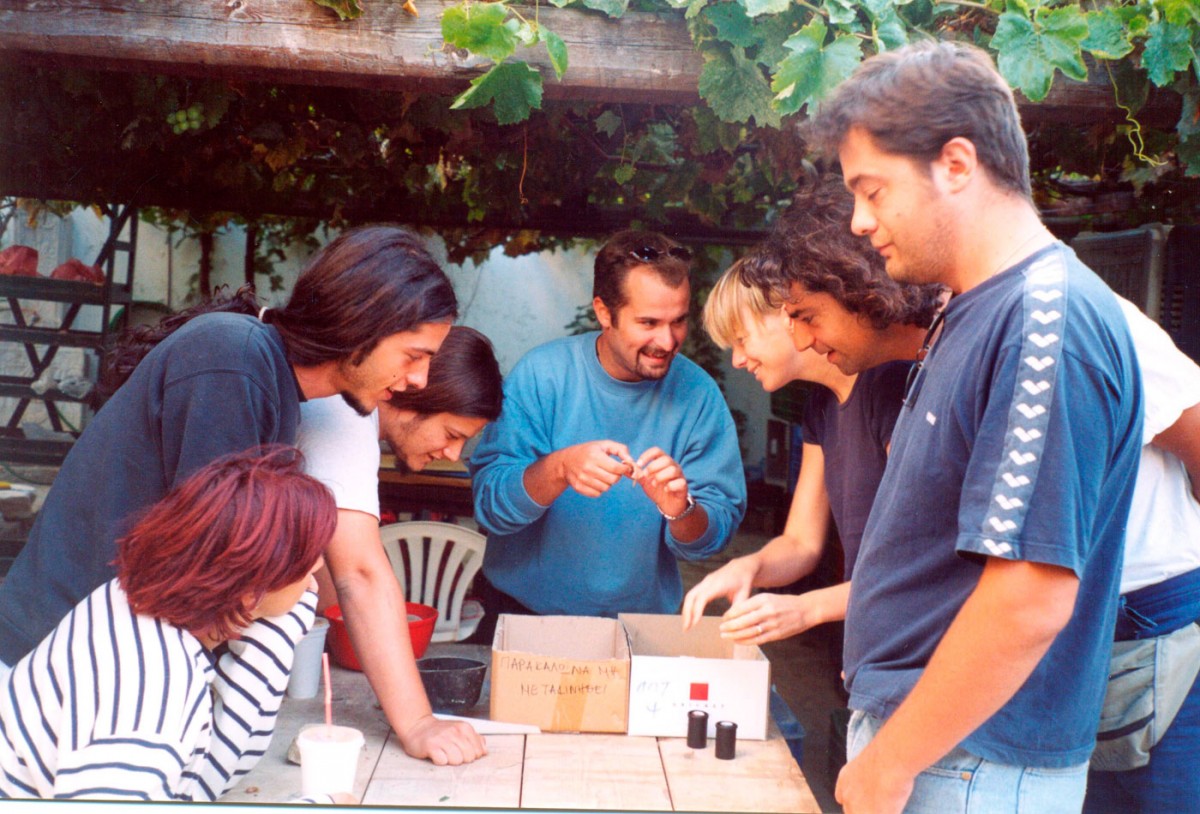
top-left (660, 493), bottom-right (696, 522)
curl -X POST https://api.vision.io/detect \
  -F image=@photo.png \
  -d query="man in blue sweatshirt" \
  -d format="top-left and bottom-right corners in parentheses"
top-left (469, 230), bottom-right (746, 638)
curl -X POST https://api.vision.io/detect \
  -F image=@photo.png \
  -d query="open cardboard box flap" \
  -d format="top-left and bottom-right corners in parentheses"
top-left (489, 614), bottom-right (630, 733)
top-left (620, 613), bottom-right (771, 740)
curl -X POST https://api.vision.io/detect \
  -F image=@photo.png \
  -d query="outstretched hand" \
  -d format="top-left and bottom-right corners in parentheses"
top-left (681, 557), bottom-right (758, 630)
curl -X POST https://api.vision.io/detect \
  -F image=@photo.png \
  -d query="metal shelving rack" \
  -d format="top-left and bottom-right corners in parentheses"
top-left (0, 204), bottom-right (137, 466)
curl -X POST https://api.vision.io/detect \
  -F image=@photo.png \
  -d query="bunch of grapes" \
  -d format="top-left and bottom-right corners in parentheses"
top-left (167, 104), bottom-right (204, 134)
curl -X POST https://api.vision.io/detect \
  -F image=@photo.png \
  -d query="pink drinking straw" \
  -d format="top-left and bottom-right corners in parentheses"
top-left (322, 652), bottom-right (333, 736)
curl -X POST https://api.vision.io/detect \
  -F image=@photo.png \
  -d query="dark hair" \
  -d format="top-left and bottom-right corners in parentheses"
top-left (270, 225), bottom-right (457, 366)
top-left (100, 225), bottom-right (457, 396)
top-left (116, 446), bottom-right (336, 640)
top-left (593, 230), bottom-right (691, 315)
top-left (743, 177), bottom-right (943, 329)
top-left (384, 326), bottom-right (503, 421)
top-left (810, 40), bottom-right (1032, 200)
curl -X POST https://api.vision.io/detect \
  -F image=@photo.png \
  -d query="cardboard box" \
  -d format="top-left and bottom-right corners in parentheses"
top-left (489, 614), bottom-right (630, 733)
top-left (621, 613), bottom-right (771, 740)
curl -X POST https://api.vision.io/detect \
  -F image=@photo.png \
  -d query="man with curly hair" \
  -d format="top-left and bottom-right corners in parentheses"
top-left (744, 176), bottom-right (944, 377)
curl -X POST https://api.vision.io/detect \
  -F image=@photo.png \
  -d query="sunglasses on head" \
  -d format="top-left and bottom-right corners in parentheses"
top-left (629, 245), bottom-right (693, 263)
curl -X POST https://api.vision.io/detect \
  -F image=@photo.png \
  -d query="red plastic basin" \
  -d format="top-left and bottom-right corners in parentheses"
top-left (324, 601), bottom-right (439, 671)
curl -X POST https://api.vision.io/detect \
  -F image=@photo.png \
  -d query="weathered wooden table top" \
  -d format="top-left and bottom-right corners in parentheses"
top-left (221, 643), bottom-right (820, 812)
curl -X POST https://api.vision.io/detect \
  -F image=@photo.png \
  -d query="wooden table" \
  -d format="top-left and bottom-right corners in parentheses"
top-left (221, 644), bottom-right (821, 812)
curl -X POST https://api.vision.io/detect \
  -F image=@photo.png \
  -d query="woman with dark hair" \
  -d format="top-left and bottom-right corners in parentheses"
top-left (0, 446), bottom-right (336, 801)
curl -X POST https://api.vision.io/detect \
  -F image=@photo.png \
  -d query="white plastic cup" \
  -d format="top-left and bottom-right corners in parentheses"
top-left (287, 617), bottom-right (330, 699)
top-left (297, 724), bottom-right (365, 797)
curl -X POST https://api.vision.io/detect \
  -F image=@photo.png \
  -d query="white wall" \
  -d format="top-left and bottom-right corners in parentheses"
top-left (2, 208), bottom-right (773, 477)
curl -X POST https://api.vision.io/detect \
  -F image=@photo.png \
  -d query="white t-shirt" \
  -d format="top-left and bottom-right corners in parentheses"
top-left (1120, 298), bottom-right (1200, 593)
top-left (296, 396), bottom-right (381, 519)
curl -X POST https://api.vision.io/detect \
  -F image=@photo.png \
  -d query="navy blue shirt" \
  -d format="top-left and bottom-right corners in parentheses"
top-left (845, 244), bottom-right (1143, 767)
top-left (0, 313), bottom-right (301, 665)
top-left (802, 361), bottom-right (908, 577)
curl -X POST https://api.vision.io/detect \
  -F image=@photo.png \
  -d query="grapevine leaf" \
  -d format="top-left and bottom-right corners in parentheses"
top-left (705, 3), bottom-right (758, 47)
top-left (992, 5), bottom-right (1088, 102)
top-left (509, 18), bottom-right (538, 48)
top-left (752, 13), bottom-right (795, 68)
top-left (872, 7), bottom-right (909, 51)
top-left (581, 0), bottom-right (629, 18)
top-left (442, 3), bottom-right (518, 64)
top-left (860, 0), bottom-right (893, 18)
top-left (614, 163), bottom-right (636, 184)
top-left (771, 19), bottom-right (862, 117)
top-left (1179, 84), bottom-right (1200, 140)
top-left (1159, 0), bottom-right (1200, 27)
top-left (743, 0), bottom-right (792, 17)
top-left (1170, 80), bottom-right (1200, 176)
top-left (543, 30), bottom-right (569, 80)
top-left (698, 47), bottom-right (782, 127)
top-left (1037, 5), bottom-right (1090, 80)
top-left (1179, 133), bottom-right (1200, 177)
top-left (1082, 7), bottom-right (1133, 60)
top-left (1141, 20), bottom-right (1194, 87)
top-left (688, 105), bottom-right (724, 153)
top-left (1126, 12), bottom-right (1150, 38)
top-left (450, 62), bottom-right (544, 125)
top-left (822, 0), bottom-right (858, 26)
top-left (595, 110), bottom-right (622, 138)
top-left (311, 0), bottom-right (363, 20)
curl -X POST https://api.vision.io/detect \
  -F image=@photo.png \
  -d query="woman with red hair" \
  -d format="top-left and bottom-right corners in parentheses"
top-left (0, 446), bottom-right (336, 801)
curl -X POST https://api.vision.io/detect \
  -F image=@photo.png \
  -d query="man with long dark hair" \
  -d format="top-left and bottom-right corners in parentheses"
top-left (0, 226), bottom-right (457, 690)
top-left (296, 326), bottom-right (502, 765)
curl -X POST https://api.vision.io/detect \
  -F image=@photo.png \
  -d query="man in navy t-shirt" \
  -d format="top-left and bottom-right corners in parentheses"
top-left (811, 42), bottom-right (1143, 814)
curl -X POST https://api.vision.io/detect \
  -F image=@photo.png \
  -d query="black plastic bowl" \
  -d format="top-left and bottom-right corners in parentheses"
top-left (416, 656), bottom-right (487, 713)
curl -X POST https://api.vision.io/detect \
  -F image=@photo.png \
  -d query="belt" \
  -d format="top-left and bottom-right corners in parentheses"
top-left (1115, 566), bottom-right (1200, 642)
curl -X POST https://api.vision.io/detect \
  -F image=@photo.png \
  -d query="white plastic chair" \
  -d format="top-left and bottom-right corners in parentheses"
top-left (379, 520), bottom-right (486, 643)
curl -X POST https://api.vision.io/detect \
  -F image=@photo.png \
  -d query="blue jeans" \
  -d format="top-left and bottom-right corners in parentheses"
top-left (848, 710), bottom-right (1088, 814)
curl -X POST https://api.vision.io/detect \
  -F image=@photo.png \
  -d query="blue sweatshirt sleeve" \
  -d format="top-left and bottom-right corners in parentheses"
top-left (469, 360), bottom-right (555, 535)
top-left (662, 382), bottom-right (747, 561)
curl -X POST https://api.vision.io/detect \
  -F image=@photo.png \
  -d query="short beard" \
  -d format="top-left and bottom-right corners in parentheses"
top-left (382, 416), bottom-right (423, 473)
top-left (635, 360), bottom-right (671, 380)
top-left (340, 391), bottom-right (372, 417)
top-left (635, 347), bottom-right (674, 380)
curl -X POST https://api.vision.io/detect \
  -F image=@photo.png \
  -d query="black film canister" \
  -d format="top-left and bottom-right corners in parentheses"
top-left (715, 720), bottom-right (737, 760)
top-left (687, 710), bottom-right (708, 748)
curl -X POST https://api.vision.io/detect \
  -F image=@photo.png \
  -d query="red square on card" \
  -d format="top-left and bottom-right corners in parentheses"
top-left (689, 683), bottom-right (709, 701)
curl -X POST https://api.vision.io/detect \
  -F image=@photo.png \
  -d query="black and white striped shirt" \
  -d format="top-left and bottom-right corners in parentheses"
top-left (0, 580), bottom-right (313, 800)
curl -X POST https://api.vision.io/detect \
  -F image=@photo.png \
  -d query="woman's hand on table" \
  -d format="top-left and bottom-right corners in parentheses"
top-left (718, 591), bottom-right (825, 645)
top-left (399, 714), bottom-right (487, 765)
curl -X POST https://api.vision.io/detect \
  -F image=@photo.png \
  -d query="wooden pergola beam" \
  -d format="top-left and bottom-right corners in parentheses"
top-left (0, 0), bottom-right (704, 105)
top-left (0, 0), bottom-right (1181, 123)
